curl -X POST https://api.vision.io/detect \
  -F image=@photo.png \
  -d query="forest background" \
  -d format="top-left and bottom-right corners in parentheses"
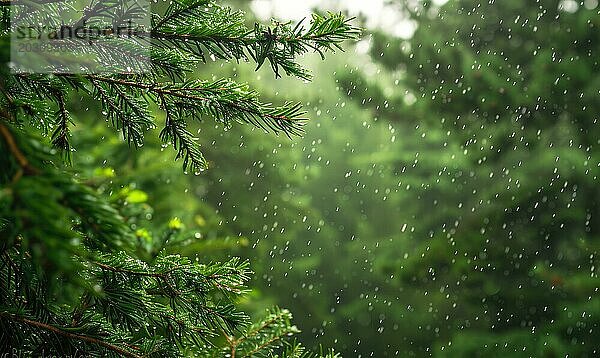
top-left (23, 0), bottom-right (599, 356)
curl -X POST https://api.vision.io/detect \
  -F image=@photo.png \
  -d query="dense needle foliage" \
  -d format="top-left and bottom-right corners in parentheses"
top-left (0, 0), bottom-right (359, 356)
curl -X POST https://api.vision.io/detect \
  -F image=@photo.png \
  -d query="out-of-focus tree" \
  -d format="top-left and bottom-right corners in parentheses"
top-left (339, 0), bottom-right (599, 355)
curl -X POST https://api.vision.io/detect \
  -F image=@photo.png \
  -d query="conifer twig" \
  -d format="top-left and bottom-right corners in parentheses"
top-left (94, 261), bottom-right (183, 278)
top-left (0, 312), bottom-right (143, 358)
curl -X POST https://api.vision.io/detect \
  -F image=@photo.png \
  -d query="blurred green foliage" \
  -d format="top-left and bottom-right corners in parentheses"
top-left (8, 0), bottom-right (597, 356)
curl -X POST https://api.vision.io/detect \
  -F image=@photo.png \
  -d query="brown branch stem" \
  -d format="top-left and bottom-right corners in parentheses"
top-left (0, 312), bottom-right (143, 358)
top-left (82, 75), bottom-right (301, 125)
top-left (0, 122), bottom-right (39, 176)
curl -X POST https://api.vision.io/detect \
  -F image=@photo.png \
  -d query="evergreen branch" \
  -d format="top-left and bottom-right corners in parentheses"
top-left (243, 335), bottom-right (285, 358)
top-left (0, 122), bottom-right (39, 176)
top-left (8, 8), bottom-right (358, 172)
top-left (152, 0), bottom-right (211, 30)
top-left (241, 312), bottom-right (286, 342)
top-left (93, 255), bottom-right (249, 296)
top-left (159, 313), bottom-right (211, 337)
top-left (50, 92), bottom-right (73, 160)
top-left (0, 312), bottom-right (143, 358)
top-left (149, 11), bottom-right (361, 79)
top-left (70, 293), bottom-right (92, 327)
top-left (0, 82), bottom-right (16, 109)
top-left (0, 1), bottom-right (359, 356)
top-left (70, 0), bottom-right (137, 29)
top-left (89, 78), bottom-right (155, 147)
top-left (84, 75), bottom-right (306, 136)
top-left (61, 74), bottom-right (306, 171)
top-left (149, 48), bottom-right (200, 81)
top-left (249, 13), bottom-right (360, 79)
top-left (95, 261), bottom-right (182, 278)
top-left (158, 97), bottom-right (207, 173)
top-left (232, 308), bottom-right (300, 357)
